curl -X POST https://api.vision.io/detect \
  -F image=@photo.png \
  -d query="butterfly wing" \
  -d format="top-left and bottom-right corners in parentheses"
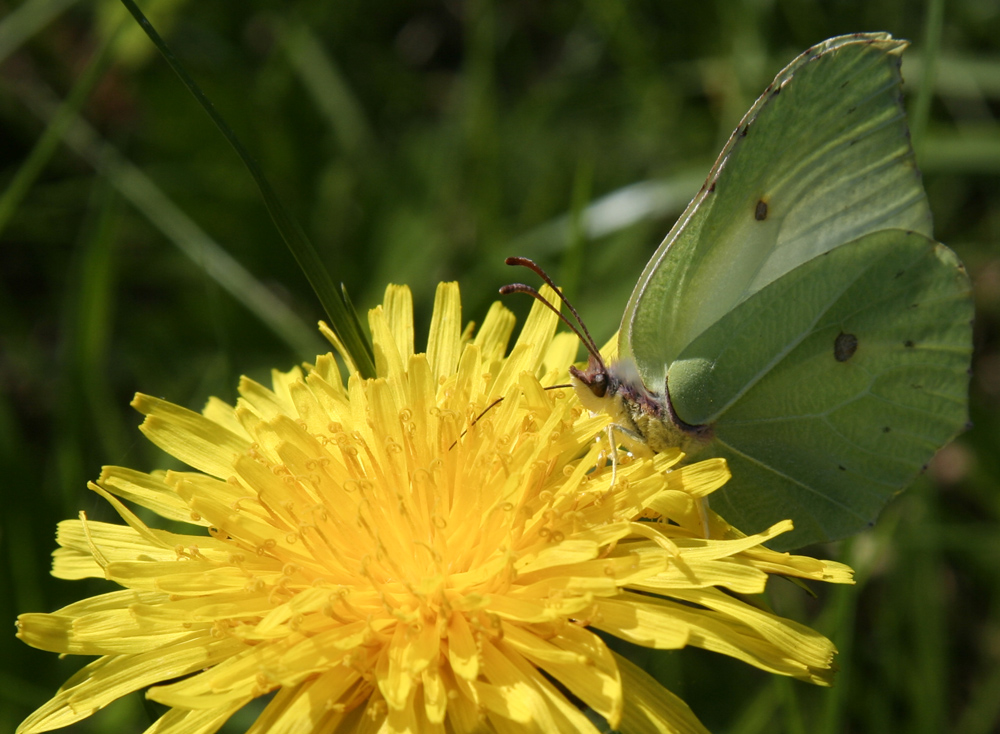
top-left (666, 229), bottom-right (972, 549)
top-left (620, 33), bottom-right (932, 389)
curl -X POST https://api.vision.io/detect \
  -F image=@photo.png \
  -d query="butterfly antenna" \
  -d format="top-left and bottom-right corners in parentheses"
top-left (500, 257), bottom-right (605, 367)
top-left (500, 282), bottom-right (604, 367)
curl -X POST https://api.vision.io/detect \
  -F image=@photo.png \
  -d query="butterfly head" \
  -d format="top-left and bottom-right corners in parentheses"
top-left (501, 258), bottom-right (705, 452)
top-left (569, 352), bottom-right (610, 403)
top-left (501, 257), bottom-right (630, 418)
top-left (568, 355), bottom-right (641, 436)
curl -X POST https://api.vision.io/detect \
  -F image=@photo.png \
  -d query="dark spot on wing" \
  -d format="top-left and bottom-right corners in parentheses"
top-left (834, 332), bottom-right (858, 362)
top-left (754, 199), bottom-right (768, 221)
top-left (838, 465), bottom-right (846, 471)
top-left (847, 106), bottom-right (856, 113)
top-left (895, 270), bottom-right (905, 278)
top-left (882, 426), bottom-right (891, 433)
top-left (904, 340), bottom-right (915, 348)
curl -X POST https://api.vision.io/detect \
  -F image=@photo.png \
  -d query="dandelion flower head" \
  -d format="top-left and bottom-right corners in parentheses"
top-left (17, 282), bottom-right (853, 733)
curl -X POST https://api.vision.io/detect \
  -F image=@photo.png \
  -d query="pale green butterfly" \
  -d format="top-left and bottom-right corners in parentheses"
top-left (505, 33), bottom-right (973, 551)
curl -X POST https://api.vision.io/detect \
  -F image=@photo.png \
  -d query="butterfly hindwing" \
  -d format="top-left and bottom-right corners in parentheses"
top-left (666, 229), bottom-right (972, 549)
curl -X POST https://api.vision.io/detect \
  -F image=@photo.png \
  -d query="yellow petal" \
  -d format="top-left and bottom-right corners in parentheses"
top-left (243, 671), bottom-right (362, 734)
top-left (130, 593), bottom-right (274, 625)
top-left (132, 394), bottom-right (249, 478)
top-left (633, 554), bottom-right (769, 594)
top-left (269, 366), bottom-right (304, 412)
top-left (614, 653), bottom-right (710, 734)
top-left (370, 305), bottom-right (407, 381)
top-left (17, 636), bottom-right (244, 733)
top-left (516, 548), bottom-right (669, 594)
top-left (605, 592), bottom-right (833, 684)
top-left (512, 284), bottom-right (561, 377)
top-left (590, 597), bottom-right (690, 650)
top-left (318, 320), bottom-right (357, 375)
top-left (668, 587), bottom-right (836, 669)
top-left (662, 457), bottom-right (730, 498)
top-left (380, 623), bottom-right (416, 710)
top-left (139, 698), bottom-right (249, 734)
top-left (201, 395), bottom-right (250, 439)
top-left (473, 301), bottom-right (516, 367)
top-left (485, 589), bottom-right (593, 623)
top-left (55, 519), bottom-right (172, 563)
top-left (421, 667), bottom-right (447, 725)
top-left (495, 637), bottom-right (603, 733)
top-left (503, 622), bottom-right (622, 726)
top-left (51, 546), bottom-right (104, 580)
top-left (96, 466), bottom-right (207, 526)
top-left (670, 521), bottom-right (794, 562)
top-left (446, 611), bottom-right (479, 681)
top-left (436, 666), bottom-right (480, 733)
top-left (150, 645), bottom-right (282, 709)
top-left (16, 609), bottom-right (194, 655)
top-left (383, 284), bottom-right (415, 363)
top-left (743, 547), bottom-right (856, 584)
top-left (237, 375), bottom-right (295, 422)
top-left (470, 640), bottom-right (545, 726)
top-left (427, 282), bottom-right (462, 382)
top-left (543, 331), bottom-right (581, 377)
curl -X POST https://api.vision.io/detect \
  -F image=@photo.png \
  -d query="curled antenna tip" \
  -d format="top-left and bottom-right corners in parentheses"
top-left (498, 283), bottom-right (529, 295)
top-left (500, 255), bottom-right (605, 369)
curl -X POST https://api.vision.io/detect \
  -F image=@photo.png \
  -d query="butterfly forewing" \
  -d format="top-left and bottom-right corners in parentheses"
top-left (621, 34), bottom-right (933, 391)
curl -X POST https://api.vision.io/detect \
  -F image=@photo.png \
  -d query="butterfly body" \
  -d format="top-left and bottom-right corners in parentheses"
top-left (568, 33), bottom-right (973, 550)
top-left (571, 356), bottom-right (712, 456)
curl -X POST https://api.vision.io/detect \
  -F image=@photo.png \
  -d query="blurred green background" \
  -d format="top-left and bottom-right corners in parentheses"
top-left (2, 0), bottom-right (999, 732)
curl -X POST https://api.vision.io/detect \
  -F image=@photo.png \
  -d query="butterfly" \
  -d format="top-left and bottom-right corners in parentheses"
top-left (505, 33), bottom-right (973, 550)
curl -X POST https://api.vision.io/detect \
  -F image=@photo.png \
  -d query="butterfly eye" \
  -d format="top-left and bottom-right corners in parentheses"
top-left (570, 364), bottom-right (608, 398)
top-left (590, 373), bottom-right (608, 398)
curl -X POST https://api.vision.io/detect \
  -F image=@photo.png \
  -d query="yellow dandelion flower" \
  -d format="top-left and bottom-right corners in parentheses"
top-left (17, 282), bottom-right (853, 734)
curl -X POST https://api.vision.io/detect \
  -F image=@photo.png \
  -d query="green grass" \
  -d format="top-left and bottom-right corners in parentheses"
top-left (2, 1), bottom-right (999, 732)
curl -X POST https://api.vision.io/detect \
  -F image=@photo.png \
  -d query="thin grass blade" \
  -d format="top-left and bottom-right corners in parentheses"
top-left (118, 0), bottom-right (376, 376)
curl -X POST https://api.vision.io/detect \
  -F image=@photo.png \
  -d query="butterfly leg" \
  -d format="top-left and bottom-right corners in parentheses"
top-left (604, 422), bottom-right (650, 488)
top-left (605, 425), bottom-right (620, 488)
